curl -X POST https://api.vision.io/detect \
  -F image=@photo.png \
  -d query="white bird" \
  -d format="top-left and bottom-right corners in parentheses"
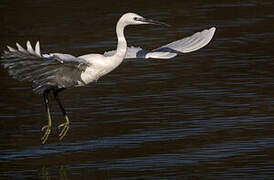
top-left (1, 12), bottom-right (216, 144)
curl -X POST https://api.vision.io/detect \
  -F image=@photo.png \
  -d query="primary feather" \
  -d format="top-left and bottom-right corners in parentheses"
top-left (1, 42), bottom-right (89, 94)
top-left (104, 27), bottom-right (216, 59)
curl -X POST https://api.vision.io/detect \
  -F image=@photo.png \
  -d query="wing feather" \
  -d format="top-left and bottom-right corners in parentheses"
top-left (153, 27), bottom-right (216, 54)
top-left (26, 41), bottom-right (35, 55)
top-left (1, 41), bottom-right (90, 94)
top-left (35, 41), bottom-right (41, 56)
top-left (104, 27), bottom-right (216, 60)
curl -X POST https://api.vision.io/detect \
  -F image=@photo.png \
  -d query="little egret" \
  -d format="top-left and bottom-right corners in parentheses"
top-left (1, 12), bottom-right (216, 144)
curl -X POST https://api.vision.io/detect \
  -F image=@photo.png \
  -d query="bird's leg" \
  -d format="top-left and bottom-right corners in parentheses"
top-left (53, 90), bottom-right (70, 141)
top-left (41, 90), bottom-right (52, 144)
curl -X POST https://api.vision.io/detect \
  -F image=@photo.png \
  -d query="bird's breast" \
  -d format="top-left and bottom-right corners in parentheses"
top-left (79, 54), bottom-right (124, 85)
top-left (80, 65), bottom-right (111, 85)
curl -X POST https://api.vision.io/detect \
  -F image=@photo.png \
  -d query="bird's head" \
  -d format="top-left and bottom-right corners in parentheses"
top-left (120, 13), bottom-right (170, 27)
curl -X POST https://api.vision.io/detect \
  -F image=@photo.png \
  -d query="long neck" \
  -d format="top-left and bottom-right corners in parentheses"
top-left (114, 19), bottom-right (127, 59)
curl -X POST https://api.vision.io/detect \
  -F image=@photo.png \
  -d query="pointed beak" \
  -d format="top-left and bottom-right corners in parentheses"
top-left (137, 18), bottom-right (170, 27)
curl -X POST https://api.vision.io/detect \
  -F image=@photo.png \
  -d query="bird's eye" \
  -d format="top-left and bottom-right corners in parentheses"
top-left (134, 17), bottom-right (138, 21)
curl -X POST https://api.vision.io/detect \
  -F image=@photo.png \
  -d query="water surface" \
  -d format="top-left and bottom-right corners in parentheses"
top-left (1, 0), bottom-right (274, 179)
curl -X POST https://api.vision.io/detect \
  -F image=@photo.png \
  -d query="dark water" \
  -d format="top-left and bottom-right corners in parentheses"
top-left (1, 0), bottom-right (274, 179)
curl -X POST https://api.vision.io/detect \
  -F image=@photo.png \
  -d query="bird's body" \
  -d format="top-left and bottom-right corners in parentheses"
top-left (1, 12), bottom-right (216, 144)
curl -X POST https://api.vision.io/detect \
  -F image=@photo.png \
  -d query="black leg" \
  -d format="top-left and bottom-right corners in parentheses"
top-left (41, 89), bottom-right (52, 144)
top-left (53, 89), bottom-right (70, 140)
top-left (53, 89), bottom-right (67, 116)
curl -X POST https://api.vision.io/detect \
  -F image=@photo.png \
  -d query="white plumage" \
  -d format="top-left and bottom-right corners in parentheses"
top-left (1, 12), bottom-right (216, 144)
top-left (104, 27), bottom-right (216, 59)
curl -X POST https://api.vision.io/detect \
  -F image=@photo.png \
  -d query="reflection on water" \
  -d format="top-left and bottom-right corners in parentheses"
top-left (1, 0), bottom-right (274, 179)
top-left (41, 166), bottom-right (68, 180)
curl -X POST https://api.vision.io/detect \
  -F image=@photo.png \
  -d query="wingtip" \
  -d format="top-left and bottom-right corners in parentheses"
top-left (26, 40), bottom-right (31, 49)
top-left (210, 27), bottom-right (216, 34)
top-left (16, 42), bottom-right (27, 52)
top-left (26, 40), bottom-right (36, 54)
top-left (35, 41), bottom-right (41, 56)
top-left (7, 45), bottom-right (16, 52)
top-left (204, 27), bottom-right (216, 41)
top-left (209, 27), bottom-right (216, 39)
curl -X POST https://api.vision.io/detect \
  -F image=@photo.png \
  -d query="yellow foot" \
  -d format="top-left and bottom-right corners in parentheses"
top-left (58, 119), bottom-right (69, 141)
top-left (41, 125), bottom-right (51, 144)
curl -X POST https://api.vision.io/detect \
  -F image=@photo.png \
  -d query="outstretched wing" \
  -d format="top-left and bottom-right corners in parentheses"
top-left (1, 41), bottom-right (90, 94)
top-left (104, 27), bottom-right (216, 59)
top-left (104, 46), bottom-right (177, 59)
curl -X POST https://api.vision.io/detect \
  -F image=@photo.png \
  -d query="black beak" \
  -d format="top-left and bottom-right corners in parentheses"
top-left (137, 18), bottom-right (170, 27)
